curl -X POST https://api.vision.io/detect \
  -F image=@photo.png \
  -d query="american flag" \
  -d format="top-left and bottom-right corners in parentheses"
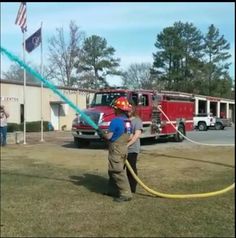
top-left (15, 2), bottom-right (27, 33)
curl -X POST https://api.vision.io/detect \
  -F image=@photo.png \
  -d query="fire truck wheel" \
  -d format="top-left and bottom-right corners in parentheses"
top-left (174, 125), bottom-right (185, 142)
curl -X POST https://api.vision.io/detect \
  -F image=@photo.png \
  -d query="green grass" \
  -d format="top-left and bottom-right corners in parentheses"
top-left (1, 150), bottom-right (235, 237)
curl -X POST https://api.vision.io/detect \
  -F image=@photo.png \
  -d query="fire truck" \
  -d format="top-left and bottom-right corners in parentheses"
top-left (72, 88), bottom-right (194, 147)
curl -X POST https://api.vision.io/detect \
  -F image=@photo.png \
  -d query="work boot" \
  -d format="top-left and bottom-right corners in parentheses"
top-left (102, 192), bottom-right (119, 197)
top-left (113, 196), bottom-right (132, 202)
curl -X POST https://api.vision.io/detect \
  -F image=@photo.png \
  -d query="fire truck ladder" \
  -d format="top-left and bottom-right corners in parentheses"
top-left (151, 104), bottom-right (161, 133)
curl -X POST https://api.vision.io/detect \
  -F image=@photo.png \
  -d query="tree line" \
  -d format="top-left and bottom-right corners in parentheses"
top-left (3, 21), bottom-right (233, 98)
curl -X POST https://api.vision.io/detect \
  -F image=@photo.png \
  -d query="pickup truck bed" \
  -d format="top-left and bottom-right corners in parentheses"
top-left (215, 118), bottom-right (232, 130)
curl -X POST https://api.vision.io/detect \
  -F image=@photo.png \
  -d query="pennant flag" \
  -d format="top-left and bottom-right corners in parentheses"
top-left (15, 2), bottom-right (27, 33)
top-left (25, 28), bottom-right (42, 53)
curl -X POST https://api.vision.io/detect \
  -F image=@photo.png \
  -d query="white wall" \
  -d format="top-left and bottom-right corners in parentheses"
top-left (0, 81), bottom-right (94, 130)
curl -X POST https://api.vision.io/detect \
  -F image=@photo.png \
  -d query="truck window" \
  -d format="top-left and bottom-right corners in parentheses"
top-left (101, 95), bottom-right (108, 105)
top-left (131, 93), bottom-right (138, 106)
top-left (140, 94), bottom-right (149, 106)
top-left (91, 92), bottom-right (127, 106)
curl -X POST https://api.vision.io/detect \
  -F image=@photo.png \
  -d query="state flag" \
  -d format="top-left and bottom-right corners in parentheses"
top-left (25, 28), bottom-right (42, 53)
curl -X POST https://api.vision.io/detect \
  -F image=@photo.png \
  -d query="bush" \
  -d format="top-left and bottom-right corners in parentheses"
top-left (8, 121), bottom-right (53, 132)
top-left (7, 123), bottom-right (20, 132)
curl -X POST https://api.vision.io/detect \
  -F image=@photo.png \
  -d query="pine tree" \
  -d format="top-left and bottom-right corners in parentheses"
top-left (203, 24), bottom-right (231, 95)
top-left (75, 35), bottom-right (121, 89)
top-left (152, 22), bottom-right (203, 92)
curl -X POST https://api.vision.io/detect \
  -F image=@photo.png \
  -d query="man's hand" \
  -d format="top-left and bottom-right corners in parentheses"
top-left (96, 128), bottom-right (106, 139)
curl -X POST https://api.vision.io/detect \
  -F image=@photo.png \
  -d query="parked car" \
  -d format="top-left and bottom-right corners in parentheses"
top-left (193, 113), bottom-right (216, 131)
top-left (193, 113), bottom-right (231, 131)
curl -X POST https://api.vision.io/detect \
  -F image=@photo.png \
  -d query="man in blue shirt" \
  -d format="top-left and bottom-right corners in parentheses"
top-left (98, 97), bottom-right (133, 202)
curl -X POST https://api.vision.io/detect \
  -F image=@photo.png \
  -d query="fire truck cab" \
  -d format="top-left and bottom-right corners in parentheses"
top-left (72, 88), bottom-right (194, 147)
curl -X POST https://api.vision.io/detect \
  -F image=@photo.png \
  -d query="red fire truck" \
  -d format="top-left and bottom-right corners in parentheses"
top-left (72, 88), bottom-right (194, 147)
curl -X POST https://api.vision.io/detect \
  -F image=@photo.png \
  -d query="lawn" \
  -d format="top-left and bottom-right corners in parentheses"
top-left (1, 142), bottom-right (235, 237)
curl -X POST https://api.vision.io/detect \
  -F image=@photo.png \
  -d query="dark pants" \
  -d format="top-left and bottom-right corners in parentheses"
top-left (126, 152), bottom-right (138, 193)
top-left (0, 126), bottom-right (7, 146)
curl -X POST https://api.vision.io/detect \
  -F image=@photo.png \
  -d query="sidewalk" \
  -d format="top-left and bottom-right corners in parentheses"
top-left (6, 131), bottom-right (72, 145)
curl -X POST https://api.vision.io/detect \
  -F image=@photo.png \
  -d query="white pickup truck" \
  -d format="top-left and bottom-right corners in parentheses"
top-left (193, 113), bottom-right (216, 131)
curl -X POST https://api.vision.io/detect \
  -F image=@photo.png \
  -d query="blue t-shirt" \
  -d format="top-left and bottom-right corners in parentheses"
top-left (108, 115), bottom-right (127, 142)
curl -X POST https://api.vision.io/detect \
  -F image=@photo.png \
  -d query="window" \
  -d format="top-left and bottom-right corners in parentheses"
top-left (20, 104), bottom-right (24, 123)
top-left (131, 93), bottom-right (138, 106)
top-left (91, 92), bottom-right (127, 106)
top-left (140, 94), bottom-right (149, 106)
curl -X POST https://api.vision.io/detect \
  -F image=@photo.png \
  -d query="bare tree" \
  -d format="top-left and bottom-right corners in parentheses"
top-left (122, 63), bottom-right (155, 89)
top-left (47, 21), bottom-right (85, 86)
top-left (2, 63), bottom-right (44, 84)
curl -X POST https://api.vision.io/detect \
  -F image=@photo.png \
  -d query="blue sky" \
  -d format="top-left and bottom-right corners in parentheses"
top-left (1, 2), bottom-right (235, 86)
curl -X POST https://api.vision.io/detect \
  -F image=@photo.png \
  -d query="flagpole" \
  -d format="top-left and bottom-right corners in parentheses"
top-left (15, 2), bottom-right (27, 144)
top-left (40, 22), bottom-right (44, 142)
top-left (23, 30), bottom-right (27, 145)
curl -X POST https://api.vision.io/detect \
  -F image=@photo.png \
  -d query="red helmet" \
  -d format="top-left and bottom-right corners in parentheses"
top-left (113, 97), bottom-right (132, 112)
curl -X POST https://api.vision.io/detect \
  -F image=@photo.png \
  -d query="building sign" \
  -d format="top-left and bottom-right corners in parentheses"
top-left (0, 96), bottom-right (19, 102)
top-left (63, 90), bottom-right (77, 95)
top-left (206, 96), bottom-right (220, 102)
top-left (62, 90), bottom-right (90, 96)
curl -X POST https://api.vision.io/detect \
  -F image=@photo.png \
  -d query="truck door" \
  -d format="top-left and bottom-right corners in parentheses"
top-left (137, 93), bottom-right (152, 122)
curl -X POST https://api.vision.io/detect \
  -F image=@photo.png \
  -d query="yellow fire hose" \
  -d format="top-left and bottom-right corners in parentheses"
top-left (125, 160), bottom-right (234, 198)
top-left (125, 106), bottom-right (235, 198)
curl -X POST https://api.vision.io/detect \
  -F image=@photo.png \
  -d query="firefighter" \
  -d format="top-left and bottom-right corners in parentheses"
top-left (97, 97), bottom-right (133, 202)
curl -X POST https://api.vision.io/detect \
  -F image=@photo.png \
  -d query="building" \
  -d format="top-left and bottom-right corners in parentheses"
top-left (161, 90), bottom-right (235, 122)
top-left (0, 80), bottom-right (235, 131)
top-left (194, 95), bottom-right (234, 122)
top-left (0, 79), bottom-right (95, 131)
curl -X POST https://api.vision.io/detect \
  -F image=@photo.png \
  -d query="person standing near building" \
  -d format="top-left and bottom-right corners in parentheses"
top-left (126, 104), bottom-right (143, 193)
top-left (0, 105), bottom-right (10, 146)
top-left (97, 97), bottom-right (133, 202)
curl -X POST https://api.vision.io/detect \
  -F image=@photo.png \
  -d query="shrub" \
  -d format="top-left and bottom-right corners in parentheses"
top-left (7, 123), bottom-right (20, 132)
top-left (14, 121), bottom-right (54, 132)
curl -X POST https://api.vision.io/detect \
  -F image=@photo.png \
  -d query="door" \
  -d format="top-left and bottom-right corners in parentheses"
top-left (137, 93), bottom-right (152, 122)
top-left (51, 104), bottom-right (60, 130)
top-left (20, 104), bottom-right (24, 123)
